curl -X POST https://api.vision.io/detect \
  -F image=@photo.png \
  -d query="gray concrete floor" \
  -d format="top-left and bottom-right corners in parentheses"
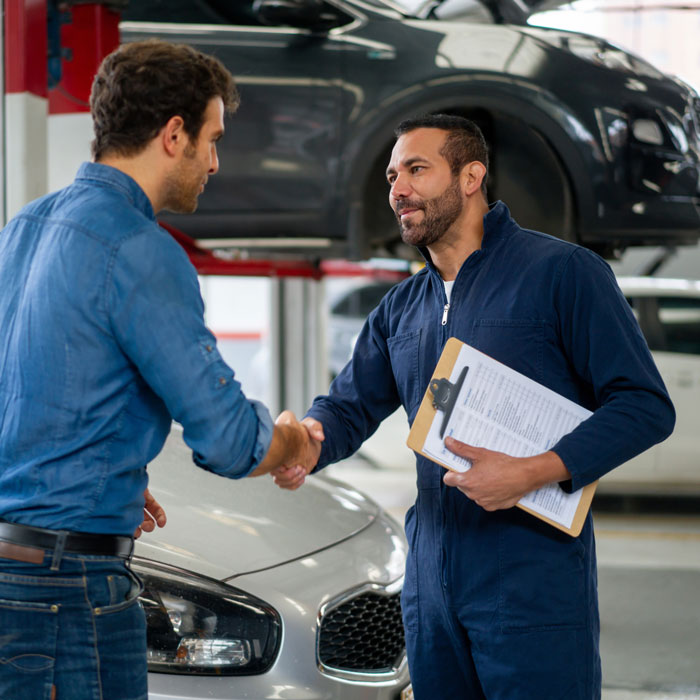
top-left (325, 458), bottom-right (700, 700)
top-left (596, 513), bottom-right (700, 699)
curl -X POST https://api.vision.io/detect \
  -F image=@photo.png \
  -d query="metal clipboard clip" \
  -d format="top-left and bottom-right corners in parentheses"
top-left (429, 365), bottom-right (468, 439)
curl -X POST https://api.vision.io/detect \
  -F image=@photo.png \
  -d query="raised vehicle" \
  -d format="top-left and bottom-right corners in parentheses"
top-left (120, 0), bottom-right (700, 259)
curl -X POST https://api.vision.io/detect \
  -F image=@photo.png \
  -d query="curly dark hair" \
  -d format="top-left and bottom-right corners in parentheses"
top-left (90, 39), bottom-right (239, 161)
top-left (395, 114), bottom-right (489, 196)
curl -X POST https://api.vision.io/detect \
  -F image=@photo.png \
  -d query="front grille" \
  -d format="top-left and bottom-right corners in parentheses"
top-left (318, 590), bottom-right (405, 673)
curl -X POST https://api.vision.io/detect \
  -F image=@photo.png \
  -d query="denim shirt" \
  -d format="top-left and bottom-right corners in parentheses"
top-left (308, 201), bottom-right (675, 493)
top-left (0, 162), bottom-right (273, 534)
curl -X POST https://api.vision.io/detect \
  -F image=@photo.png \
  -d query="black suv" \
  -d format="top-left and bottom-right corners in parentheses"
top-left (121, 0), bottom-right (700, 259)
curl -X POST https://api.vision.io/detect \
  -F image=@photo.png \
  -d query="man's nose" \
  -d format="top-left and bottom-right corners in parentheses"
top-left (209, 145), bottom-right (219, 175)
top-left (390, 173), bottom-right (411, 199)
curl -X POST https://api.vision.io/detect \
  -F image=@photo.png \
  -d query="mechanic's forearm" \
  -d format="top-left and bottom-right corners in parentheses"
top-left (522, 450), bottom-right (571, 491)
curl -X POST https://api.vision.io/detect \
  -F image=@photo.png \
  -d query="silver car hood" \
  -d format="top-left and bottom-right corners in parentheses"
top-left (134, 427), bottom-right (380, 580)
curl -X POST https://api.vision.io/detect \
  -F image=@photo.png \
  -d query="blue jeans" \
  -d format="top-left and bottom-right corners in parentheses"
top-left (0, 552), bottom-right (147, 700)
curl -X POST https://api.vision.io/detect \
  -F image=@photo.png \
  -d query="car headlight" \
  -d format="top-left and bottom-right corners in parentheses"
top-left (632, 118), bottom-right (664, 146)
top-left (132, 559), bottom-right (281, 676)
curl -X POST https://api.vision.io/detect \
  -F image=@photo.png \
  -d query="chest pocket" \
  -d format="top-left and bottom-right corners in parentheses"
top-left (471, 319), bottom-right (546, 383)
top-left (387, 329), bottom-right (422, 415)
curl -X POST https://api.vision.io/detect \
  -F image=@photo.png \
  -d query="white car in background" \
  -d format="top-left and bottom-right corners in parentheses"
top-left (328, 277), bottom-right (700, 495)
top-left (600, 277), bottom-right (700, 494)
top-left (134, 427), bottom-right (410, 699)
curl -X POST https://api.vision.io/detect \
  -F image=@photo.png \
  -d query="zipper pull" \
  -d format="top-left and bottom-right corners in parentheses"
top-left (441, 303), bottom-right (450, 326)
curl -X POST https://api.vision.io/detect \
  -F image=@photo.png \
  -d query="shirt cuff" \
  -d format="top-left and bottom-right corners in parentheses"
top-left (245, 399), bottom-right (274, 476)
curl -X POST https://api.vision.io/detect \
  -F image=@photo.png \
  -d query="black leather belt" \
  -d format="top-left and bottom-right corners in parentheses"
top-left (0, 519), bottom-right (133, 563)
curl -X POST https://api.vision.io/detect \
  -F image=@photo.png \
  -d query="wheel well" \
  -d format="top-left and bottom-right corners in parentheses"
top-left (360, 107), bottom-right (578, 259)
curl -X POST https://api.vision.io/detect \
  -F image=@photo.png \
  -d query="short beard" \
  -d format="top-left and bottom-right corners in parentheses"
top-left (161, 142), bottom-right (200, 214)
top-left (396, 176), bottom-right (463, 248)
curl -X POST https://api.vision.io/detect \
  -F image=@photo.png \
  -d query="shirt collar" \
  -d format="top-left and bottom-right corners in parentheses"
top-left (75, 162), bottom-right (156, 221)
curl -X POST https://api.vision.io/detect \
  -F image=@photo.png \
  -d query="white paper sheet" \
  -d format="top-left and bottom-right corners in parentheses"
top-left (423, 343), bottom-right (592, 529)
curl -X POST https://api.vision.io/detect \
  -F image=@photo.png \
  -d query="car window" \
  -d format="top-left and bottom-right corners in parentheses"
top-left (358, 283), bottom-right (395, 314)
top-left (121, 0), bottom-right (251, 25)
top-left (432, 0), bottom-right (494, 22)
top-left (374, 0), bottom-right (493, 21)
top-left (657, 297), bottom-right (700, 356)
top-left (121, 0), bottom-right (351, 27)
top-left (330, 282), bottom-right (395, 318)
top-left (627, 295), bottom-right (700, 356)
top-left (331, 288), bottom-right (368, 318)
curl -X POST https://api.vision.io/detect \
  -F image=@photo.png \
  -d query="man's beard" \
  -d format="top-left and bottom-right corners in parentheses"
top-left (395, 177), bottom-right (463, 247)
top-left (161, 143), bottom-right (202, 214)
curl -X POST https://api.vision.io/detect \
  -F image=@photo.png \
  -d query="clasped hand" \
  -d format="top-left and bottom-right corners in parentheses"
top-left (271, 415), bottom-right (324, 490)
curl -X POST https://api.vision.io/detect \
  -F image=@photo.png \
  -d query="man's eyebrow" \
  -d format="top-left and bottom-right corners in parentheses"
top-left (385, 156), bottom-right (429, 177)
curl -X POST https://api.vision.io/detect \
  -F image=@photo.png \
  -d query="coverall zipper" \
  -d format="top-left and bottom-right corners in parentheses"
top-left (438, 282), bottom-right (452, 590)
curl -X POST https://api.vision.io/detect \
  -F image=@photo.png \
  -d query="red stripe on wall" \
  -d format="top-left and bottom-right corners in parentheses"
top-left (213, 331), bottom-right (264, 341)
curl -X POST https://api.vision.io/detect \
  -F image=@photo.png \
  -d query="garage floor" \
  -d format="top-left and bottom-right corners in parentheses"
top-left (596, 513), bottom-right (700, 699)
top-left (325, 459), bottom-right (700, 700)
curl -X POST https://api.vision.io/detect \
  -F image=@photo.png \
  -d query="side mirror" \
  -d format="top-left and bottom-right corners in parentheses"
top-left (253, 0), bottom-right (336, 31)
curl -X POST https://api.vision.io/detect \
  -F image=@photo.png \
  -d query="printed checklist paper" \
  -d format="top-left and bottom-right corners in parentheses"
top-left (407, 338), bottom-right (597, 536)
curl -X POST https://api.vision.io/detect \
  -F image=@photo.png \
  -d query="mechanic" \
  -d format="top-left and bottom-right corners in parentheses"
top-left (0, 40), bottom-right (320, 700)
top-left (272, 114), bottom-right (675, 699)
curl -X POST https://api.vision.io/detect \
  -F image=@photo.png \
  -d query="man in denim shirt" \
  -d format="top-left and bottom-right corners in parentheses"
top-left (273, 115), bottom-right (675, 699)
top-left (0, 40), bottom-right (320, 700)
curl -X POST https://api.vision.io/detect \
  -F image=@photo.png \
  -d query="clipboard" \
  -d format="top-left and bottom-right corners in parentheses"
top-left (407, 337), bottom-right (597, 537)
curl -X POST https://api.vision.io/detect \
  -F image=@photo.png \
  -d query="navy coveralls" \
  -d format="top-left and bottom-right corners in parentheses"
top-left (307, 202), bottom-right (675, 699)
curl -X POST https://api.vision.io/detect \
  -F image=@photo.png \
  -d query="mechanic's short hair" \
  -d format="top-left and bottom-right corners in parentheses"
top-left (90, 39), bottom-right (239, 161)
top-left (395, 114), bottom-right (489, 195)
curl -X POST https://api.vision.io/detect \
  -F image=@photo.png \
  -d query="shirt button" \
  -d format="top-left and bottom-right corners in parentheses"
top-left (219, 377), bottom-right (227, 385)
top-left (206, 345), bottom-right (213, 352)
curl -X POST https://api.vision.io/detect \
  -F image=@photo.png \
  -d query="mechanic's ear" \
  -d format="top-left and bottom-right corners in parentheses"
top-left (462, 161), bottom-right (487, 197)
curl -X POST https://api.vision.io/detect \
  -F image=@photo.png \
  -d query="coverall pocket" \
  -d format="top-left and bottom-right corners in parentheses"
top-left (471, 319), bottom-right (546, 383)
top-left (400, 505), bottom-right (420, 632)
top-left (387, 329), bottom-right (422, 414)
top-left (498, 522), bottom-right (587, 632)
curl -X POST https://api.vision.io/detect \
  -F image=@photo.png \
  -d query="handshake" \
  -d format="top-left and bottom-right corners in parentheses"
top-left (250, 410), bottom-right (324, 490)
top-left (136, 411), bottom-right (323, 540)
